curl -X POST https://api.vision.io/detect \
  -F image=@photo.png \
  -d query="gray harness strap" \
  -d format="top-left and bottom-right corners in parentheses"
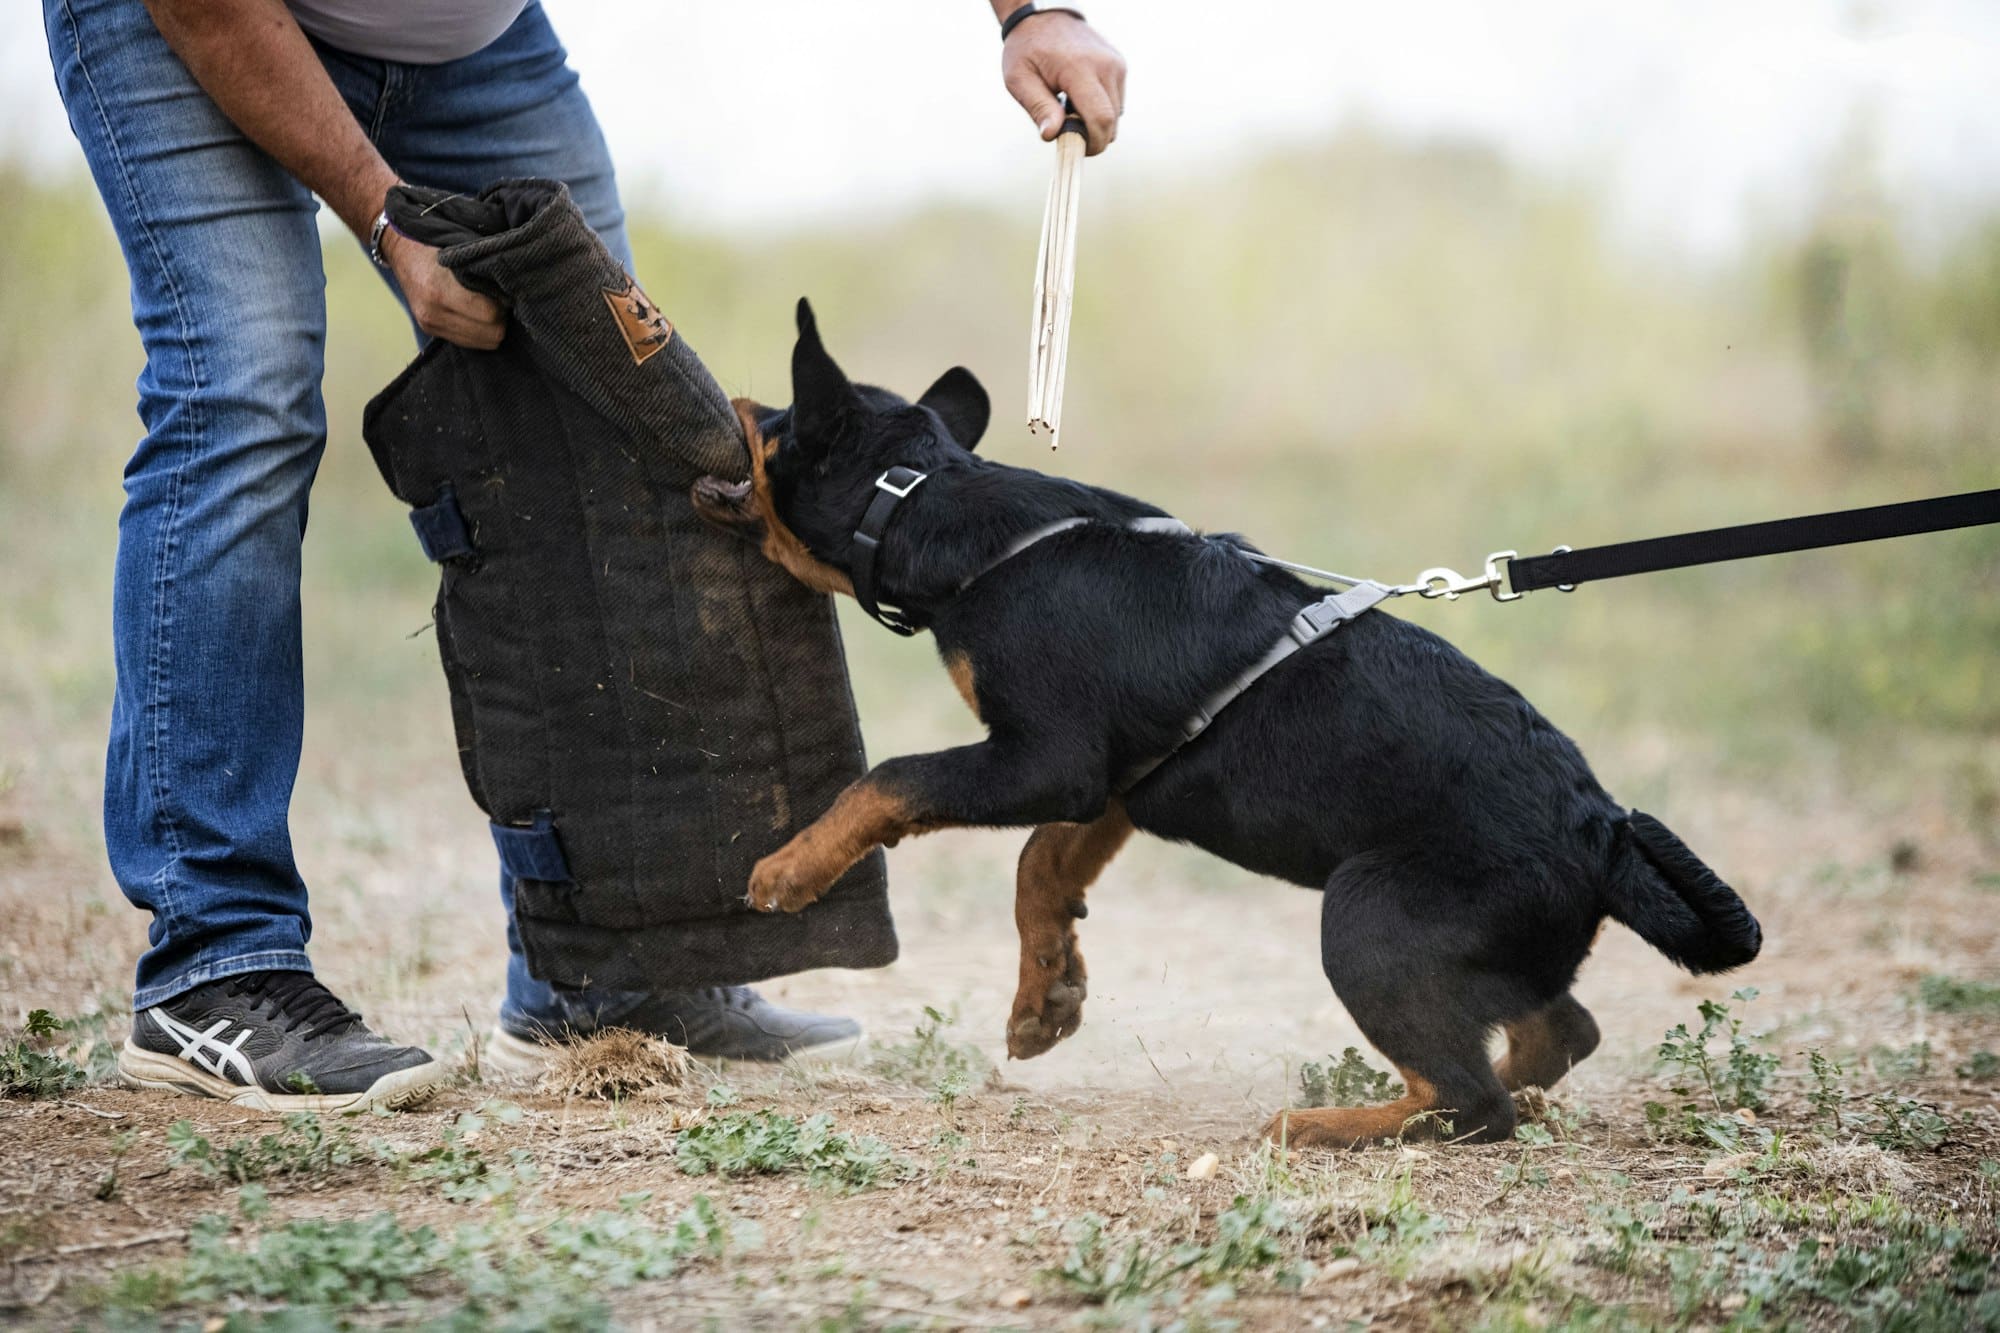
top-left (1115, 579), bottom-right (1391, 793)
top-left (956, 517), bottom-right (1089, 593)
top-left (957, 513), bottom-right (1196, 594)
top-left (949, 508), bottom-right (1388, 796)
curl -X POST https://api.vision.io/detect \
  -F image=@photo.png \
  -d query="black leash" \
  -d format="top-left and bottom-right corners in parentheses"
top-left (1506, 487), bottom-right (2000, 595)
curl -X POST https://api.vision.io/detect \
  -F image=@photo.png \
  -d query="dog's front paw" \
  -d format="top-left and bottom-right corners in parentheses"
top-left (746, 848), bottom-right (828, 914)
top-left (1006, 928), bottom-right (1087, 1059)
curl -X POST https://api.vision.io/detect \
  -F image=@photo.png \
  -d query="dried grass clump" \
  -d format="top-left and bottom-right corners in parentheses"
top-left (534, 1027), bottom-right (690, 1102)
top-left (1803, 1140), bottom-right (1920, 1197)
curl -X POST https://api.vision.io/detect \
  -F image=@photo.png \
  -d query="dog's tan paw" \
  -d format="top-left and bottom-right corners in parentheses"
top-left (1005, 933), bottom-right (1087, 1059)
top-left (746, 851), bottom-right (827, 914)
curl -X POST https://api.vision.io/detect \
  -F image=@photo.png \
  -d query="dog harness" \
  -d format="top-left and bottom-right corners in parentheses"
top-left (846, 467), bottom-right (1392, 793)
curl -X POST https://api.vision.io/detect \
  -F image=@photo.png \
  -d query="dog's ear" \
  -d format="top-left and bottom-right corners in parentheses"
top-left (917, 366), bottom-right (990, 450)
top-left (791, 298), bottom-right (858, 454)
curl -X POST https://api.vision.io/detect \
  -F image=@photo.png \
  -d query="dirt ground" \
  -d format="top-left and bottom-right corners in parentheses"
top-left (3, 727), bottom-right (1998, 1329)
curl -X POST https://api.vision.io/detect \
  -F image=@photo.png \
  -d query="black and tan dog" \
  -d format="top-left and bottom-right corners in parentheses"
top-left (692, 300), bottom-right (1761, 1148)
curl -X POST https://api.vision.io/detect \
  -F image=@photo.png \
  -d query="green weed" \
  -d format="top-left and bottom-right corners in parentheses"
top-left (1808, 1048), bottom-right (1848, 1128)
top-left (1040, 1193), bottom-right (1304, 1308)
top-left (1, 1008), bottom-right (87, 1099)
top-left (1493, 1122), bottom-right (1559, 1198)
top-left (179, 1210), bottom-right (447, 1308)
top-left (1957, 1050), bottom-right (2000, 1081)
top-left (1864, 1093), bottom-right (1951, 1152)
top-left (1296, 1046), bottom-right (1404, 1108)
top-left (166, 1114), bottom-right (357, 1184)
top-left (1042, 1213), bottom-right (1191, 1304)
top-left (1919, 974), bottom-right (2000, 1014)
top-left (1657, 988), bottom-right (1780, 1112)
top-left (1582, 1182), bottom-right (1997, 1329)
top-left (870, 1004), bottom-right (990, 1091)
top-left (676, 1110), bottom-right (905, 1190)
top-left (96, 1192), bottom-right (750, 1322)
top-left (1802, 1047), bottom-right (1954, 1152)
top-left (1356, 1168), bottom-right (1446, 1261)
top-left (1193, 1193), bottom-right (1306, 1287)
top-left (388, 1100), bottom-right (538, 1203)
top-left (1869, 1040), bottom-right (1935, 1081)
top-left (1647, 991), bottom-right (1782, 1151)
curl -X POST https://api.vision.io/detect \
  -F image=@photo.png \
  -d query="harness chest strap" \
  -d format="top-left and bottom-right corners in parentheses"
top-left (939, 507), bottom-right (1390, 791)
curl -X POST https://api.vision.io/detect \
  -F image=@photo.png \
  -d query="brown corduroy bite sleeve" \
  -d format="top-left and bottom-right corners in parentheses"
top-left (363, 179), bottom-right (895, 992)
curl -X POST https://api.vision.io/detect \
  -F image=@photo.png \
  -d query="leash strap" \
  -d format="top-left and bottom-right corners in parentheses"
top-left (1508, 487), bottom-right (2000, 594)
top-left (1117, 580), bottom-right (1391, 793)
top-left (850, 467), bottom-right (930, 636)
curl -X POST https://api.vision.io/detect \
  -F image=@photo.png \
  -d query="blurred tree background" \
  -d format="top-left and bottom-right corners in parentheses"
top-left (2, 123), bottom-right (1995, 861)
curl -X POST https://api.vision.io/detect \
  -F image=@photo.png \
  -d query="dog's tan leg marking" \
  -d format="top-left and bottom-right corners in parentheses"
top-left (1494, 995), bottom-right (1600, 1092)
top-left (748, 779), bottom-right (933, 913)
top-left (944, 651), bottom-right (981, 722)
top-left (728, 399), bottom-right (853, 597)
top-left (1261, 1069), bottom-right (1443, 1150)
top-left (1005, 803), bottom-right (1133, 1059)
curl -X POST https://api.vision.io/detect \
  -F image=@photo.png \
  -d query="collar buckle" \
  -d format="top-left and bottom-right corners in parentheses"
top-left (875, 467), bottom-right (928, 499)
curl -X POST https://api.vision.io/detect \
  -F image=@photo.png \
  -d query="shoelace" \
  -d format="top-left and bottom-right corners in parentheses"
top-left (227, 971), bottom-right (364, 1041)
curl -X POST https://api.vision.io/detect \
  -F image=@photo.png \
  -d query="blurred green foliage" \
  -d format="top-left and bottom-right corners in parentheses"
top-left (1, 127), bottom-right (1994, 814)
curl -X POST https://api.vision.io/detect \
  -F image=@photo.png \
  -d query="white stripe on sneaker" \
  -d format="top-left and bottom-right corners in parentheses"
top-left (149, 1008), bottom-right (258, 1086)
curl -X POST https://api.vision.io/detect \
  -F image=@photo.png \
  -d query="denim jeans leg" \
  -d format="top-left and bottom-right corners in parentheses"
top-left (46, 0), bottom-right (331, 1008)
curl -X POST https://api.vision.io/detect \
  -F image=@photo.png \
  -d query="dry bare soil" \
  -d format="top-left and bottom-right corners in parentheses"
top-left (3, 760), bottom-right (1998, 1330)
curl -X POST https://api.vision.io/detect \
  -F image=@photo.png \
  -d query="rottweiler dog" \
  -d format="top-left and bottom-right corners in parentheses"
top-left (692, 300), bottom-right (1761, 1148)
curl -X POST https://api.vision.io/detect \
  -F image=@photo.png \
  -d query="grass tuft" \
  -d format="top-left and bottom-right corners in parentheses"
top-left (533, 1027), bottom-right (690, 1102)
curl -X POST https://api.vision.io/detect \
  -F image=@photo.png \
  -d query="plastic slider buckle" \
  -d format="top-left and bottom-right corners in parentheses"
top-left (1289, 597), bottom-right (1349, 646)
top-left (875, 468), bottom-right (928, 499)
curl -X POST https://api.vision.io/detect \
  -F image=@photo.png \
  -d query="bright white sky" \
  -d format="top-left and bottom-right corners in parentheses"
top-left (6, 0), bottom-right (1999, 256)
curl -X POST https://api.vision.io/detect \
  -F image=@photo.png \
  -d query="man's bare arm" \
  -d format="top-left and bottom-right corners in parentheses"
top-left (989, 2), bottom-right (1127, 155)
top-left (142, 0), bottom-right (506, 349)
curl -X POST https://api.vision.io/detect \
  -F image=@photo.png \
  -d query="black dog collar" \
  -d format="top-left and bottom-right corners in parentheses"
top-left (849, 467), bottom-right (929, 636)
top-left (848, 473), bottom-right (1186, 637)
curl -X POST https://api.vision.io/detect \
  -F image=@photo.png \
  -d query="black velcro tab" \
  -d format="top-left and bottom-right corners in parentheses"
top-left (490, 810), bottom-right (572, 882)
top-left (409, 484), bottom-right (474, 562)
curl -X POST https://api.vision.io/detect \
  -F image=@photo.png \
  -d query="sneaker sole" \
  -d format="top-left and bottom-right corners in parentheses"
top-left (482, 1025), bottom-right (870, 1082)
top-left (117, 1040), bottom-right (447, 1114)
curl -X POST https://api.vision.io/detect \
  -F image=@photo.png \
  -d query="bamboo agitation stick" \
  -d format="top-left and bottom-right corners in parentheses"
top-left (1027, 119), bottom-right (1087, 449)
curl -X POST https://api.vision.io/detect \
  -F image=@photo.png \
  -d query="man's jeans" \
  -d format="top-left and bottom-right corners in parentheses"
top-left (44, 0), bottom-right (632, 1019)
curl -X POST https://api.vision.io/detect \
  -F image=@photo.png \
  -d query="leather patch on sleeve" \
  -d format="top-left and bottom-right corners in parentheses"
top-left (602, 280), bottom-right (674, 365)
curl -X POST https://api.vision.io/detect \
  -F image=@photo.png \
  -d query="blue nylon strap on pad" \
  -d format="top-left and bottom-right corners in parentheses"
top-left (409, 484), bottom-right (475, 562)
top-left (490, 810), bottom-right (572, 882)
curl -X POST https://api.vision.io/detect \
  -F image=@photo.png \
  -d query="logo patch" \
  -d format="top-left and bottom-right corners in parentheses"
top-left (151, 1009), bottom-right (258, 1086)
top-left (602, 279), bottom-right (674, 365)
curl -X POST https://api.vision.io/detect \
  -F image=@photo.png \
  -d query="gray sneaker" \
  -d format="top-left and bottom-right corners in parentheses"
top-left (488, 985), bottom-right (865, 1077)
top-left (120, 971), bottom-right (444, 1113)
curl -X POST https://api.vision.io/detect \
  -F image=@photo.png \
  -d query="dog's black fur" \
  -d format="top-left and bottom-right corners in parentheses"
top-left (692, 300), bottom-right (1761, 1147)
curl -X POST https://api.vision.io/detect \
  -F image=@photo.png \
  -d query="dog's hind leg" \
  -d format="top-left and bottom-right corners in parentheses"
top-left (1264, 857), bottom-right (1518, 1149)
top-left (1006, 804), bottom-right (1134, 1060)
top-left (1495, 993), bottom-right (1600, 1092)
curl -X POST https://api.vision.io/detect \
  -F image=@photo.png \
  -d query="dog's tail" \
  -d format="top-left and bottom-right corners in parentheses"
top-left (1602, 811), bottom-right (1761, 974)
